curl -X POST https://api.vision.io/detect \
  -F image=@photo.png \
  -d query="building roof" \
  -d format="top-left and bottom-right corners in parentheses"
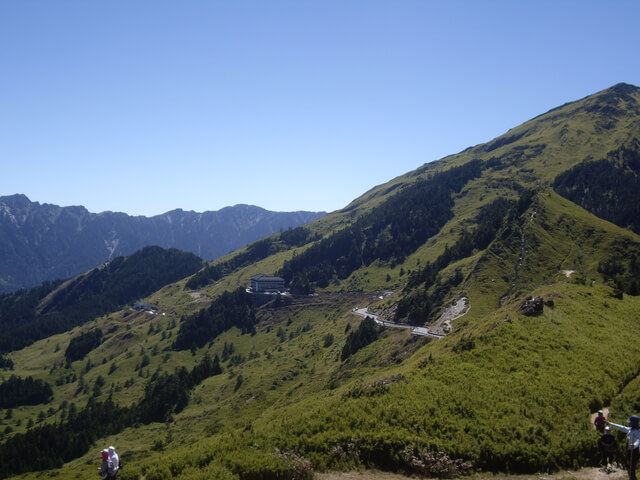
top-left (251, 273), bottom-right (284, 282)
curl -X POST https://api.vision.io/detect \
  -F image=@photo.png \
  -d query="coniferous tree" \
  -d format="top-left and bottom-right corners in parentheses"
top-left (0, 375), bottom-right (53, 408)
top-left (341, 317), bottom-right (381, 360)
top-left (64, 329), bottom-right (103, 363)
top-left (173, 288), bottom-right (256, 350)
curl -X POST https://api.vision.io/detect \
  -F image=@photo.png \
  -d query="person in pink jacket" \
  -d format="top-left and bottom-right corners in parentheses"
top-left (595, 410), bottom-right (607, 433)
top-left (98, 450), bottom-right (111, 480)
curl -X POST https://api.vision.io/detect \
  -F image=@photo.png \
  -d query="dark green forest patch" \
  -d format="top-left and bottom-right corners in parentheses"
top-left (173, 288), bottom-right (256, 351)
top-left (0, 355), bottom-right (13, 370)
top-left (278, 161), bottom-right (484, 292)
top-left (0, 246), bottom-right (204, 354)
top-left (64, 328), bottom-right (103, 363)
top-left (554, 140), bottom-right (640, 234)
top-left (341, 316), bottom-right (382, 361)
top-left (0, 375), bottom-right (53, 409)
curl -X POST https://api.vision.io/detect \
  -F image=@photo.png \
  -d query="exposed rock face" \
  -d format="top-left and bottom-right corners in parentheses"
top-left (0, 194), bottom-right (325, 293)
top-left (520, 296), bottom-right (544, 316)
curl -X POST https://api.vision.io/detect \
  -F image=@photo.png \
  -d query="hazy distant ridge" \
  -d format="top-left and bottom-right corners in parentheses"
top-left (0, 194), bottom-right (325, 292)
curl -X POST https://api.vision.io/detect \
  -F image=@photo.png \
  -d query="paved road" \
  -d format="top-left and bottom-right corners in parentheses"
top-left (351, 308), bottom-right (445, 338)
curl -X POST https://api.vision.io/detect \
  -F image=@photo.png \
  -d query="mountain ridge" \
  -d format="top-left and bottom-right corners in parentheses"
top-left (0, 195), bottom-right (325, 293)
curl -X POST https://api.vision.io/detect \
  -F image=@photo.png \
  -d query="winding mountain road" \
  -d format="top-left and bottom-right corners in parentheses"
top-left (351, 296), bottom-right (469, 339)
top-left (352, 308), bottom-right (446, 339)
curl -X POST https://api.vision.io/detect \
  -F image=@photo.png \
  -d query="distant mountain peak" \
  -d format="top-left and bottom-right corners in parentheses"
top-left (0, 195), bottom-right (325, 292)
top-left (589, 81), bottom-right (640, 107)
top-left (607, 82), bottom-right (639, 95)
top-left (0, 193), bottom-right (33, 209)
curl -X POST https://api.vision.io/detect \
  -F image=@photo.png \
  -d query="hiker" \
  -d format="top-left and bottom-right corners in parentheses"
top-left (599, 426), bottom-right (618, 470)
top-left (595, 410), bottom-right (608, 433)
top-left (107, 446), bottom-right (120, 479)
top-left (609, 415), bottom-right (640, 480)
top-left (98, 449), bottom-right (112, 480)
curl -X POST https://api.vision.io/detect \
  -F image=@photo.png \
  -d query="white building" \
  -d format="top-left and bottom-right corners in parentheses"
top-left (250, 274), bottom-right (285, 293)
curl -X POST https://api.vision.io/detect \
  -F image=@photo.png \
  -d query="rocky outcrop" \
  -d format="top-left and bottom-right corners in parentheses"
top-left (519, 296), bottom-right (544, 316)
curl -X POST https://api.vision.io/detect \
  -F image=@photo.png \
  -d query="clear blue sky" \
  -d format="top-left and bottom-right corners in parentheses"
top-left (1, 1), bottom-right (639, 216)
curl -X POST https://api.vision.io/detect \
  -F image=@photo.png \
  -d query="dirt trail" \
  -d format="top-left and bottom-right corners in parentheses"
top-left (317, 466), bottom-right (627, 480)
top-left (591, 408), bottom-right (610, 427)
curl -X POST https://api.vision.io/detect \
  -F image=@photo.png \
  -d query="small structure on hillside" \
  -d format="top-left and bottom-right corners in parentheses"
top-left (250, 274), bottom-right (285, 293)
top-left (133, 301), bottom-right (156, 312)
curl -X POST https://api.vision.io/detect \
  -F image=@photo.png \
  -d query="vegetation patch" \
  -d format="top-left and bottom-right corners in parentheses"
top-left (0, 355), bottom-right (12, 370)
top-left (553, 141), bottom-right (640, 234)
top-left (278, 161), bottom-right (484, 292)
top-left (401, 447), bottom-right (473, 478)
top-left (173, 288), bottom-right (256, 351)
top-left (0, 246), bottom-right (204, 354)
top-left (341, 317), bottom-right (382, 360)
top-left (0, 353), bottom-right (222, 479)
top-left (64, 328), bottom-right (103, 363)
top-left (0, 375), bottom-right (53, 408)
top-left (597, 248), bottom-right (640, 295)
top-left (185, 227), bottom-right (320, 290)
top-left (396, 192), bottom-right (532, 323)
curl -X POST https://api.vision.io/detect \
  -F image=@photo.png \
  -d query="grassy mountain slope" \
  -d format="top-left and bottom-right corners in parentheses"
top-left (0, 246), bottom-right (205, 354)
top-left (1, 83), bottom-right (640, 479)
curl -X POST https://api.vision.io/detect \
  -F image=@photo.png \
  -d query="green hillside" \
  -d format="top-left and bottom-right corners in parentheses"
top-left (1, 83), bottom-right (640, 480)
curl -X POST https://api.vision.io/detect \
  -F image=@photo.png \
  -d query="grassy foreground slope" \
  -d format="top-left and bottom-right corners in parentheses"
top-left (1, 84), bottom-right (640, 479)
top-left (128, 188), bottom-right (640, 478)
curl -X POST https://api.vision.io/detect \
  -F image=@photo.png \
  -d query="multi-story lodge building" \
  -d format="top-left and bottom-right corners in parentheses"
top-left (250, 274), bottom-right (285, 293)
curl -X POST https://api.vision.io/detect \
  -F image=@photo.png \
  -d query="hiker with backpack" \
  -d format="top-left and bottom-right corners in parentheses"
top-left (608, 415), bottom-right (640, 480)
top-left (107, 446), bottom-right (120, 479)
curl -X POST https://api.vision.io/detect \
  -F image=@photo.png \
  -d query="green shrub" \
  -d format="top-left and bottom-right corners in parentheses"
top-left (176, 464), bottom-right (238, 480)
top-left (145, 464), bottom-right (172, 480)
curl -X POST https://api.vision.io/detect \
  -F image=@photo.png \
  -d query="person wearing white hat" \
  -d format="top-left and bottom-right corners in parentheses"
top-left (595, 410), bottom-right (607, 433)
top-left (107, 446), bottom-right (119, 479)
